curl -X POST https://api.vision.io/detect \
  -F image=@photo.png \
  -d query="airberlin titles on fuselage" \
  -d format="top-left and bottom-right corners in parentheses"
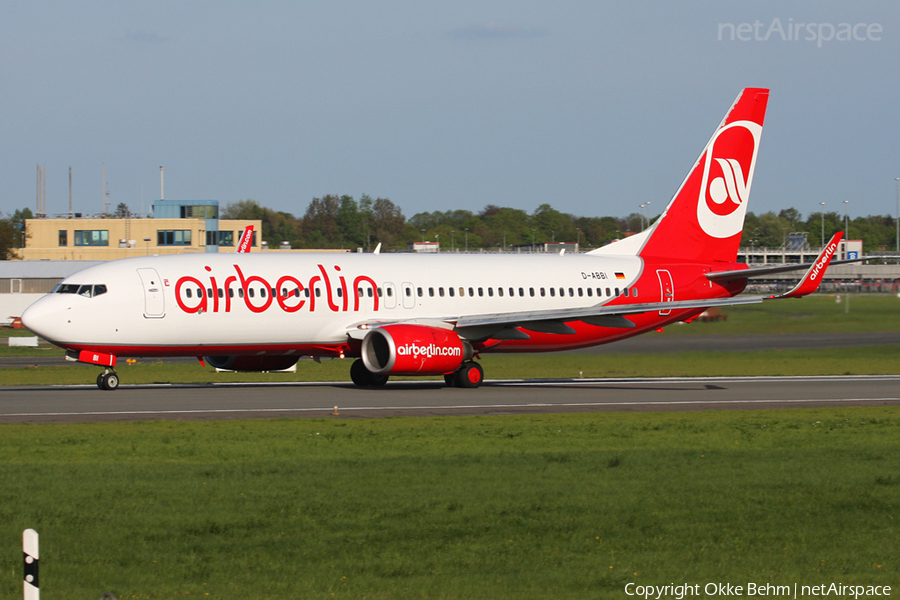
top-left (174, 263), bottom-right (379, 315)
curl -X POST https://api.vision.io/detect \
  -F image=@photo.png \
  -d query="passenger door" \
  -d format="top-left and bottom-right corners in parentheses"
top-left (137, 268), bottom-right (166, 318)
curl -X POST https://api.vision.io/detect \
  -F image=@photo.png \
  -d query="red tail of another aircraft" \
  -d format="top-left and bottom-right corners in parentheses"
top-left (602, 88), bottom-right (769, 264)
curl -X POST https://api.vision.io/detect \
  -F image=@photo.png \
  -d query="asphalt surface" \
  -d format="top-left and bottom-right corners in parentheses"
top-left (1, 375), bottom-right (898, 424)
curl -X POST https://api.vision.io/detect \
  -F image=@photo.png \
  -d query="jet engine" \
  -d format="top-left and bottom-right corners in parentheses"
top-left (361, 324), bottom-right (470, 376)
top-left (203, 355), bottom-right (300, 372)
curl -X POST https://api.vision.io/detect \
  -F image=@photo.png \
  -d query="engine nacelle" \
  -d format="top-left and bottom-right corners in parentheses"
top-left (203, 355), bottom-right (300, 372)
top-left (361, 324), bottom-right (469, 376)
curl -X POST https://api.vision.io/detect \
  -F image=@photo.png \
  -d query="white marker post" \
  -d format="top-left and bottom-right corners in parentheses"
top-left (23, 529), bottom-right (39, 600)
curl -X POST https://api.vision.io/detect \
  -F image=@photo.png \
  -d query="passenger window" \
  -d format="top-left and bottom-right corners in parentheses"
top-left (578, 288), bottom-right (583, 297)
top-left (606, 288), bottom-right (611, 297)
top-left (367, 288), bottom-right (373, 298)
top-left (459, 287), bottom-right (464, 297)
top-left (468, 287), bottom-right (474, 297)
top-left (239, 288), bottom-right (245, 298)
top-left (207, 288), bottom-right (214, 298)
top-left (559, 287), bottom-right (565, 297)
top-left (358, 287), bottom-right (364, 297)
top-left (439, 288), bottom-right (445, 297)
top-left (271, 288), bottom-right (276, 298)
top-left (498, 288), bottom-right (504, 297)
top-left (248, 288), bottom-right (255, 298)
top-left (529, 288), bottom-right (534, 297)
top-left (568, 288), bottom-right (574, 297)
top-left (587, 288), bottom-right (592, 297)
top-left (518, 287), bottom-right (524, 297)
top-left (315, 288), bottom-right (321, 298)
top-left (186, 288), bottom-right (193, 299)
top-left (377, 287), bottom-right (383, 297)
top-left (337, 288), bottom-right (343, 298)
top-left (304, 289), bottom-right (310, 298)
top-left (615, 288), bottom-right (620, 296)
top-left (78, 285), bottom-right (92, 297)
top-left (488, 288), bottom-right (494, 297)
top-left (624, 288), bottom-right (629, 297)
top-left (633, 288), bottom-right (638, 297)
top-left (387, 288), bottom-right (393, 297)
top-left (229, 289), bottom-right (235, 298)
top-left (260, 288), bottom-right (267, 298)
top-left (405, 287), bottom-right (411, 297)
top-left (218, 289), bottom-right (224, 298)
top-left (509, 287), bottom-right (515, 297)
top-left (429, 287), bottom-right (434, 297)
top-left (478, 287), bottom-right (484, 297)
top-left (550, 288), bottom-right (555, 297)
top-left (416, 287), bottom-right (422, 297)
top-left (540, 288), bottom-right (546, 297)
top-left (449, 287), bottom-right (455, 297)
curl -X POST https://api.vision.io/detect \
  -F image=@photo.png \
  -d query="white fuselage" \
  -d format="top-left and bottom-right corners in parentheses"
top-left (23, 252), bottom-right (651, 356)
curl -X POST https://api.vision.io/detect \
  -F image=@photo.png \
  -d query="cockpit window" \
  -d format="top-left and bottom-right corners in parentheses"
top-left (56, 283), bottom-right (107, 297)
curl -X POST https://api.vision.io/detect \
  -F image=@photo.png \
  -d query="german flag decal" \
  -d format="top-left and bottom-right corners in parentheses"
top-left (615, 272), bottom-right (626, 280)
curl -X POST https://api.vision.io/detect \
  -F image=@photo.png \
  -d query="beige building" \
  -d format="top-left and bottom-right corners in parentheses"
top-left (20, 216), bottom-right (261, 260)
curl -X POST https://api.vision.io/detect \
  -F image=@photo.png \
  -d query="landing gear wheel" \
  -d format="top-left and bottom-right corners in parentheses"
top-left (454, 361), bottom-right (484, 389)
top-left (97, 370), bottom-right (119, 391)
top-left (350, 359), bottom-right (389, 387)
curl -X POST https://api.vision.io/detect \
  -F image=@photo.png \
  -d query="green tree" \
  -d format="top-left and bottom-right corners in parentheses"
top-left (0, 215), bottom-right (18, 259)
top-left (371, 197), bottom-right (406, 249)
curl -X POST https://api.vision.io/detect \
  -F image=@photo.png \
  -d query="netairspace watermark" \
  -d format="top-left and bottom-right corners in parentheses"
top-left (625, 582), bottom-right (892, 599)
top-left (718, 18), bottom-right (882, 47)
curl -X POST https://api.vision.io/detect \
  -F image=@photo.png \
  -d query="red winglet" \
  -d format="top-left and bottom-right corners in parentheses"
top-left (236, 225), bottom-right (254, 253)
top-left (769, 232), bottom-right (843, 299)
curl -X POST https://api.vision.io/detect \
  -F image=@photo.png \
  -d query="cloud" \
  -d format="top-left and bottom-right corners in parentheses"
top-left (447, 24), bottom-right (547, 41)
top-left (121, 30), bottom-right (172, 44)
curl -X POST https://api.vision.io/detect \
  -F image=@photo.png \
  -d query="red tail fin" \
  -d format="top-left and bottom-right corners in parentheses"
top-left (236, 226), bottom-right (254, 253)
top-left (636, 88), bottom-right (769, 262)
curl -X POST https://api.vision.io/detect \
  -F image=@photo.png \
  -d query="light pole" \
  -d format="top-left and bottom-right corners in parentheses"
top-left (646, 201), bottom-right (651, 226)
top-left (420, 229), bottom-right (425, 243)
top-left (639, 204), bottom-right (646, 229)
top-left (464, 228), bottom-right (468, 253)
top-left (820, 201), bottom-right (825, 248)
top-left (895, 178), bottom-right (900, 252)
top-left (843, 200), bottom-right (849, 240)
top-left (576, 227), bottom-right (582, 250)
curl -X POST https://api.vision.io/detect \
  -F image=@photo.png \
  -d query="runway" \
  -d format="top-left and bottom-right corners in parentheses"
top-left (1, 375), bottom-right (898, 424)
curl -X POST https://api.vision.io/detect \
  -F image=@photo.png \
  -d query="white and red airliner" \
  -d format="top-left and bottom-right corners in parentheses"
top-left (22, 88), bottom-right (851, 390)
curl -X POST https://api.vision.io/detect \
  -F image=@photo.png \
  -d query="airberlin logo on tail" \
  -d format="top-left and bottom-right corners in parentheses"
top-left (697, 120), bottom-right (762, 239)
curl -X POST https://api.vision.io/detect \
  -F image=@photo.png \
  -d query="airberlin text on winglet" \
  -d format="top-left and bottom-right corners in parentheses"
top-left (174, 264), bottom-right (379, 315)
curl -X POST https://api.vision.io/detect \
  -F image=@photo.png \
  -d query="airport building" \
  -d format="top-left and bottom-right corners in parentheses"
top-left (19, 199), bottom-right (261, 261)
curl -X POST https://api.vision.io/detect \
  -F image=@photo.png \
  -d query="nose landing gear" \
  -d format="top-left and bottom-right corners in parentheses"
top-left (96, 369), bottom-right (119, 391)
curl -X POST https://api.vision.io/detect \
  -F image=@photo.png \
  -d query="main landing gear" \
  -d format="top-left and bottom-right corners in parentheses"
top-left (350, 359), bottom-right (389, 387)
top-left (348, 359), bottom-right (485, 388)
top-left (96, 369), bottom-right (119, 391)
top-left (444, 361), bottom-right (484, 388)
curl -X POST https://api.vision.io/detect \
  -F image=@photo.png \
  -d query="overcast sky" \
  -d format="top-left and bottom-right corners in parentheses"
top-left (2, 1), bottom-right (898, 222)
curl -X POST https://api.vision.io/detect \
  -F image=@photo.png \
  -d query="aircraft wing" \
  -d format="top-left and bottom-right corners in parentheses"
top-left (706, 232), bottom-right (871, 282)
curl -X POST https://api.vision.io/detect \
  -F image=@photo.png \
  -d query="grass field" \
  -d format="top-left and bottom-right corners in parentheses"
top-left (2, 345), bottom-right (900, 387)
top-left (0, 409), bottom-right (897, 599)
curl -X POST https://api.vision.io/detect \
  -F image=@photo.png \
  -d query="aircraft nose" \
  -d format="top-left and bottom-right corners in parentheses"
top-left (21, 296), bottom-right (62, 340)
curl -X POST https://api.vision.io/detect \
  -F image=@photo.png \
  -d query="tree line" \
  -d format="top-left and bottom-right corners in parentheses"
top-left (222, 196), bottom-right (899, 253)
top-left (1, 198), bottom-right (898, 259)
